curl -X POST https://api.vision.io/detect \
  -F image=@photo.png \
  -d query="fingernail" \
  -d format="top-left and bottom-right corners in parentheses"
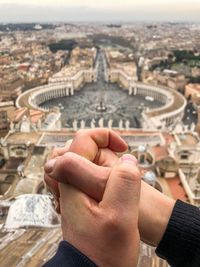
top-left (121, 154), bottom-right (138, 164)
top-left (45, 158), bottom-right (57, 173)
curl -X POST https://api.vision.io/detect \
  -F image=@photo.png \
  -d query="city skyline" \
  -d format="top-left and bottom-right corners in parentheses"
top-left (0, 0), bottom-right (200, 22)
top-left (1, 16), bottom-right (200, 267)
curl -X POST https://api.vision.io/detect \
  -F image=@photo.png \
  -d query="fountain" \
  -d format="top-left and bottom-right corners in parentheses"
top-left (96, 89), bottom-right (107, 113)
top-left (96, 100), bottom-right (107, 112)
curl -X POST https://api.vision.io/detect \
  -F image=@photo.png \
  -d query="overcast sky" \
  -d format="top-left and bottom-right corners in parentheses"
top-left (0, 0), bottom-right (200, 23)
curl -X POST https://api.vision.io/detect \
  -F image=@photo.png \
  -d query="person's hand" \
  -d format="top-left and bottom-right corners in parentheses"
top-left (45, 129), bottom-right (127, 210)
top-left (59, 154), bottom-right (141, 267)
top-left (44, 129), bottom-right (175, 246)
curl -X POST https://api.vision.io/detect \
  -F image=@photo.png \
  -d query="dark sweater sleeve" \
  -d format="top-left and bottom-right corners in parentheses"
top-left (156, 200), bottom-right (200, 267)
top-left (42, 240), bottom-right (97, 267)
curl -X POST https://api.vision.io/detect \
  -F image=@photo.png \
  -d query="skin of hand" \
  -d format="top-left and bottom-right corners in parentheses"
top-left (44, 129), bottom-right (175, 247)
top-left (59, 154), bottom-right (141, 267)
top-left (45, 129), bottom-right (128, 212)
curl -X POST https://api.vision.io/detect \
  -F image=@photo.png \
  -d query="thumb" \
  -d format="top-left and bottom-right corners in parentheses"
top-left (45, 152), bottom-right (110, 201)
top-left (101, 154), bottom-right (141, 212)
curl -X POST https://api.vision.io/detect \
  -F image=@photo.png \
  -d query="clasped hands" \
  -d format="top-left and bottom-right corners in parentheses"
top-left (44, 129), bottom-right (175, 267)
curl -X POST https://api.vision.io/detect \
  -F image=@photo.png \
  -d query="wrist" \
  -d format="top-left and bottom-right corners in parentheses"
top-left (139, 181), bottom-right (175, 246)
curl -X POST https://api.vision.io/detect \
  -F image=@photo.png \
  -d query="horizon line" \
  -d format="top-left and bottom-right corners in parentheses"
top-left (0, 20), bottom-right (200, 24)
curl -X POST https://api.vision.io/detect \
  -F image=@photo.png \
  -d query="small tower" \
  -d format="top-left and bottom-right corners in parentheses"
top-left (20, 115), bottom-right (31, 133)
top-left (143, 171), bottom-right (156, 187)
top-left (137, 145), bottom-right (147, 164)
top-left (196, 106), bottom-right (200, 134)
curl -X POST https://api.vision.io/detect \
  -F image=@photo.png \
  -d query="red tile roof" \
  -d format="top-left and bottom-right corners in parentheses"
top-left (166, 177), bottom-right (187, 201)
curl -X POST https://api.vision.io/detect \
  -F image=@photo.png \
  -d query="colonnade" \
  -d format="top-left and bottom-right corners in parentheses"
top-left (16, 77), bottom-right (186, 131)
top-left (133, 90), bottom-right (185, 130)
top-left (32, 87), bottom-right (74, 107)
top-left (128, 86), bottom-right (170, 104)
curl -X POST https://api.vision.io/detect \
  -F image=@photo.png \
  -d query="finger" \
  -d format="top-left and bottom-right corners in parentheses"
top-left (59, 183), bottom-right (97, 229)
top-left (45, 152), bottom-right (111, 201)
top-left (69, 129), bottom-right (128, 161)
top-left (59, 183), bottom-right (96, 209)
top-left (44, 173), bottom-right (60, 199)
top-left (46, 130), bottom-right (123, 198)
top-left (51, 139), bottom-right (73, 158)
top-left (44, 149), bottom-right (117, 201)
top-left (44, 174), bottom-right (61, 213)
top-left (101, 154), bottom-right (141, 212)
top-left (44, 154), bottom-right (62, 198)
top-left (46, 139), bottom-right (73, 208)
top-left (94, 148), bottom-right (119, 167)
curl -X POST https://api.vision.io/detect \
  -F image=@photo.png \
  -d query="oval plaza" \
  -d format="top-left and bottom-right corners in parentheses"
top-left (16, 49), bottom-right (186, 131)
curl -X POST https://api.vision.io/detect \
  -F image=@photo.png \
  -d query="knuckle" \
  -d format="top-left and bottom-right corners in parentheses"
top-left (115, 165), bottom-right (141, 182)
top-left (98, 176), bottom-right (107, 192)
top-left (52, 152), bottom-right (74, 177)
top-left (51, 148), bottom-right (59, 158)
top-left (87, 204), bottom-right (100, 218)
top-left (103, 211), bottom-right (121, 232)
top-left (61, 152), bottom-right (75, 166)
top-left (75, 129), bottom-right (87, 138)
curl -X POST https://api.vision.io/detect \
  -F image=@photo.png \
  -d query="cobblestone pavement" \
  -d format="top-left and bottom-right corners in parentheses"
top-left (41, 83), bottom-right (163, 128)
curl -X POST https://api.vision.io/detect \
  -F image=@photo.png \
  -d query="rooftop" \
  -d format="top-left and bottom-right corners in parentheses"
top-left (166, 177), bottom-right (187, 201)
top-left (1, 157), bottom-right (25, 171)
top-left (5, 194), bottom-right (60, 229)
top-left (186, 83), bottom-right (200, 92)
top-left (5, 132), bottom-right (41, 145)
top-left (177, 133), bottom-right (199, 146)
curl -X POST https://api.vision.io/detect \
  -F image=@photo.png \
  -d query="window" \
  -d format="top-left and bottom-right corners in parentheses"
top-left (180, 154), bottom-right (188, 160)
